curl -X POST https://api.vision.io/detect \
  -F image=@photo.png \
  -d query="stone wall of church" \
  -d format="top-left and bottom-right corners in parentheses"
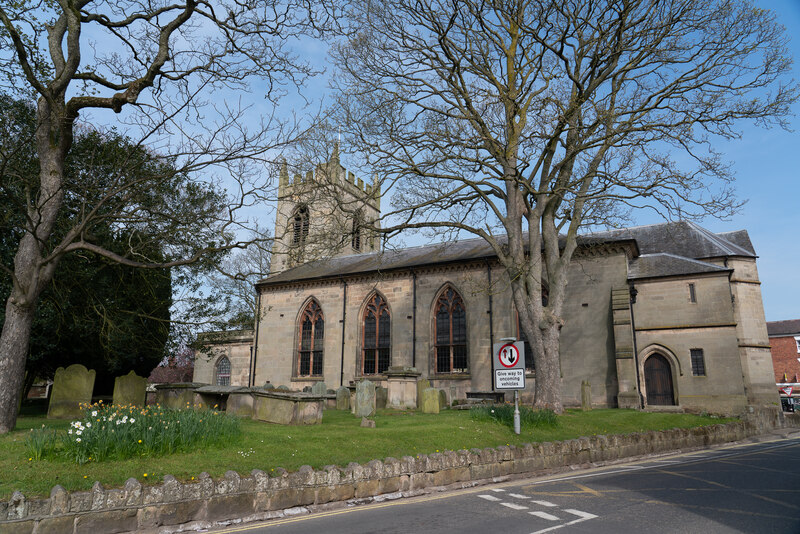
top-left (194, 331), bottom-right (254, 387)
top-left (630, 273), bottom-right (749, 415)
top-left (253, 249), bottom-right (632, 408)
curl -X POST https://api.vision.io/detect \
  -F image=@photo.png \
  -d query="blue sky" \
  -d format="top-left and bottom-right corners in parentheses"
top-left (692, 0), bottom-right (800, 321)
top-left (81, 0), bottom-right (800, 323)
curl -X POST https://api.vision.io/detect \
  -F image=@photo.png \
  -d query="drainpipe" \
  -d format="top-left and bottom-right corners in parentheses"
top-left (487, 261), bottom-right (495, 391)
top-left (340, 279), bottom-right (347, 387)
top-left (629, 284), bottom-right (644, 409)
top-left (250, 292), bottom-right (262, 387)
top-left (412, 270), bottom-right (417, 368)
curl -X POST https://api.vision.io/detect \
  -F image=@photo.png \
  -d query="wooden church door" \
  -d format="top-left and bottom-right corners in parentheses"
top-left (644, 353), bottom-right (675, 406)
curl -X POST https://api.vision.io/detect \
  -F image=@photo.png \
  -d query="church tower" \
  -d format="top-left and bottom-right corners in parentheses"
top-left (271, 147), bottom-right (381, 274)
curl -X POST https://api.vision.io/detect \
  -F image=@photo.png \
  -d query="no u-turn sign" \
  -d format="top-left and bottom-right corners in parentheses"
top-left (492, 341), bottom-right (526, 390)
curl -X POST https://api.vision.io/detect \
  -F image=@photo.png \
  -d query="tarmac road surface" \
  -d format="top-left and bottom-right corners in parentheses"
top-left (207, 436), bottom-right (800, 534)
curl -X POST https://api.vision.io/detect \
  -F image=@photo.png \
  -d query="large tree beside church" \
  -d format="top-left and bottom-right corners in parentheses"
top-left (0, 0), bottom-right (334, 433)
top-left (331, 0), bottom-right (798, 411)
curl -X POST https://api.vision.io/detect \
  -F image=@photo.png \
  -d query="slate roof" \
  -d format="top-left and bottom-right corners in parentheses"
top-left (258, 220), bottom-right (754, 287)
top-left (767, 320), bottom-right (800, 337)
top-left (628, 253), bottom-right (730, 280)
top-left (586, 221), bottom-right (755, 259)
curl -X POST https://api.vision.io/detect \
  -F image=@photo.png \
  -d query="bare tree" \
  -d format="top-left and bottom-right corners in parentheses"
top-left (0, 0), bottom-right (334, 432)
top-left (331, 0), bottom-right (798, 411)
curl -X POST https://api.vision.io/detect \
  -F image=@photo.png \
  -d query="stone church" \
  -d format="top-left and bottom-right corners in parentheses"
top-left (194, 153), bottom-right (777, 415)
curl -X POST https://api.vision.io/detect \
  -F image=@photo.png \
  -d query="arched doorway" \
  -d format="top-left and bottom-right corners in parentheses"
top-left (644, 353), bottom-right (675, 406)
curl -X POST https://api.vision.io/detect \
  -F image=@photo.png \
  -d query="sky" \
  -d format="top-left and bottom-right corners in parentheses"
top-left (692, 0), bottom-right (800, 322)
top-left (62, 0), bottom-right (800, 323)
top-left (284, 0), bottom-right (800, 322)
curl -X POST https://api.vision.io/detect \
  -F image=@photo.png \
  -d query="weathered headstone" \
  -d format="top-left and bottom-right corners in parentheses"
top-left (302, 386), bottom-right (312, 393)
top-left (354, 380), bottom-right (376, 418)
top-left (376, 386), bottom-right (388, 409)
top-left (112, 371), bottom-right (147, 407)
top-left (336, 386), bottom-right (351, 410)
top-left (311, 382), bottom-right (327, 395)
top-left (416, 378), bottom-right (431, 406)
top-left (360, 417), bottom-right (376, 428)
top-left (438, 389), bottom-right (448, 410)
top-left (581, 380), bottom-right (592, 411)
top-left (276, 385), bottom-right (290, 391)
top-left (47, 364), bottom-right (96, 419)
top-left (420, 387), bottom-right (440, 414)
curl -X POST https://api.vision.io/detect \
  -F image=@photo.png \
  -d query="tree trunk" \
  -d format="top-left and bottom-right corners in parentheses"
top-left (0, 299), bottom-right (36, 433)
top-left (533, 321), bottom-right (563, 413)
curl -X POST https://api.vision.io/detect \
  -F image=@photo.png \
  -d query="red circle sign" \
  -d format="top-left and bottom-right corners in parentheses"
top-left (498, 343), bottom-right (520, 368)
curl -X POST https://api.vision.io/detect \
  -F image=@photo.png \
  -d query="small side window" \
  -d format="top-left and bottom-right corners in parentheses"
top-left (688, 283), bottom-right (696, 303)
top-left (690, 349), bottom-right (706, 376)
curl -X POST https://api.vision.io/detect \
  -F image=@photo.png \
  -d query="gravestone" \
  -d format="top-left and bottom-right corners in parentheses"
top-left (311, 382), bottom-right (327, 395)
top-left (276, 385), bottom-right (290, 391)
top-left (354, 380), bottom-right (376, 418)
top-left (47, 364), bottom-right (96, 419)
top-left (360, 417), bottom-right (376, 428)
top-left (438, 389), bottom-right (448, 410)
top-left (581, 380), bottom-right (592, 411)
top-left (336, 387), bottom-right (351, 410)
top-left (420, 387), bottom-right (440, 414)
top-left (376, 386), bottom-right (388, 409)
top-left (416, 378), bottom-right (431, 406)
top-left (112, 371), bottom-right (147, 407)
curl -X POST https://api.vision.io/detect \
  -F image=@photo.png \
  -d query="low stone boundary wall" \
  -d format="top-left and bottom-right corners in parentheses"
top-left (2, 419), bottom-right (772, 534)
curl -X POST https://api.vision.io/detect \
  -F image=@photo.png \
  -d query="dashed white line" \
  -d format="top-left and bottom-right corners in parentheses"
top-left (501, 502), bottom-right (529, 511)
top-left (490, 488), bottom-right (506, 492)
top-left (508, 493), bottom-right (529, 499)
top-left (477, 494), bottom-right (501, 501)
top-left (529, 511), bottom-right (560, 521)
top-left (530, 500), bottom-right (558, 507)
top-left (563, 509), bottom-right (598, 520)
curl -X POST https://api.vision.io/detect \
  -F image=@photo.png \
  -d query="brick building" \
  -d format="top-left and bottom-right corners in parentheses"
top-left (767, 319), bottom-right (800, 385)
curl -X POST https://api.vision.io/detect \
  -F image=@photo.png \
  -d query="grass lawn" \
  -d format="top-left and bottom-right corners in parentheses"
top-left (0, 408), bottom-right (733, 499)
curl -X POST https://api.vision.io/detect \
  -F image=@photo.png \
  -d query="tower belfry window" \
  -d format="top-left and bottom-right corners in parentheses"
top-left (352, 210), bottom-right (363, 252)
top-left (292, 206), bottom-right (309, 246)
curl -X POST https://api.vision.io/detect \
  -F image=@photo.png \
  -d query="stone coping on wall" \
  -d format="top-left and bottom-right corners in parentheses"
top-left (4, 417), bottom-right (791, 534)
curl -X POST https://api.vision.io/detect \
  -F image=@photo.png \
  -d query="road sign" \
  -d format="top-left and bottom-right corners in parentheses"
top-left (492, 341), bottom-right (525, 390)
top-left (780, 386), bottom-right (794, 396)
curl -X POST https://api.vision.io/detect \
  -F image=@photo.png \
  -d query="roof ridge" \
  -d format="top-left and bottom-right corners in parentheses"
top-left (684, 221), bottom-right (753, 257)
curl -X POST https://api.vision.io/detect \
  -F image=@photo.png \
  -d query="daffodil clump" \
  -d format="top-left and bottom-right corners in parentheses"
top-left (26, 402), bottom-right (240, 464)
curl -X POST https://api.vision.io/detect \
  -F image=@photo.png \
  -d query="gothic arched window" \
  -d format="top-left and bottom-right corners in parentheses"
top-left (292, 205), bottom-right (309, 247)
top-left (298, 300), bottom-right (324, 377)
top-left (215, 356), bottom-right (231, 386)
top-left (362, 293), bottom-right (390, 375)
top-left (434, 286), bottom-right (468, 373)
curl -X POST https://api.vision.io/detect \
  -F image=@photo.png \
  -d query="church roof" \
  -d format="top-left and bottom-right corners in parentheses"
top-left (258, 221), bottom-right (754, 287)
top-left (767, 319), bottom-right (800, 337)
top-left (586, 220), bottom-right (755, 259)
top-left (628, 253), bottom-right (730, 280)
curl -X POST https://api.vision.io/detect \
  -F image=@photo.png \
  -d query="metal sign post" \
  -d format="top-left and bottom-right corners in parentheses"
top-left (493, 338), bottom-right (526, 435)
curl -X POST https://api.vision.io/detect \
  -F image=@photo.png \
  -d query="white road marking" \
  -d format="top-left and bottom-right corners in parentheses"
top-left (490, 488), bottom-right (506, 492)
top-left (563, 509), bottom-right (598, 519)
top-left (508, 493), bottom-right (529, 499)
top-left (531, 500), bottom-right (558, 507)
top-left (501, 502), bottom-right (528, 511)
top-left (529, 511), bottom-right (560, 521)
top-left (530, 511), bottom-right (598, 534)
top-left (477, 494), bottom-right (501, 501)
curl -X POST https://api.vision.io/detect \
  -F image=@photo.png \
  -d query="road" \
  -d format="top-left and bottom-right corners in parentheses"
top-left (210, 437), bottom-right (800, 534)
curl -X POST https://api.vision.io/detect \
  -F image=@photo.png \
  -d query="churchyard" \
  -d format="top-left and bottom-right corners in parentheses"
top-left (0, 363), bottom-right (732, 501)
top-left (2, 403), bottom-right (729, 500)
